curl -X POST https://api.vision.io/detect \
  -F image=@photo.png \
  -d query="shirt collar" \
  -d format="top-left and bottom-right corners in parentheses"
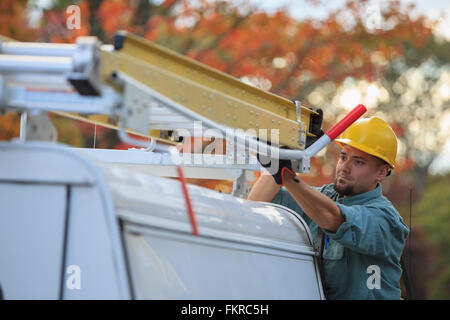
top-left (336, 183), bottom-right (382, 205)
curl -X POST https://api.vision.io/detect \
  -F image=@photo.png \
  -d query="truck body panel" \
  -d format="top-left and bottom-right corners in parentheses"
top-left (0, 141), bottom-right (324, 300)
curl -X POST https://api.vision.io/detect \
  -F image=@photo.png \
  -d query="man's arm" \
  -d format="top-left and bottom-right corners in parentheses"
top-left (282, 170), bottom-right (344, 232)
top-left (248, 169), bottom-right (344, 232)
top-left (247, 172), bottom-right (281, 202)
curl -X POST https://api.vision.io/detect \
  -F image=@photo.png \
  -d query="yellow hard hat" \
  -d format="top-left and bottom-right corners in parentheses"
top-left (335, 116), bottom-right (398, 168)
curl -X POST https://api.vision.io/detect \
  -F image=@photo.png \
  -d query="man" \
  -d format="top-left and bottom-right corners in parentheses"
top-left (247, 116), bottom-right (410, 300)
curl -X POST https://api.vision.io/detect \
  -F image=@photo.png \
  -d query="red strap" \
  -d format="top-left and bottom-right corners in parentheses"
top-left (281, 166), bottom-right (295, 185)
top-left (177, 166), bottom-right (199, 236)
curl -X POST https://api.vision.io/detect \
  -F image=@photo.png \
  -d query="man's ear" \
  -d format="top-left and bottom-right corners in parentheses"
top-left (376, 164), bottom-right (391, 182)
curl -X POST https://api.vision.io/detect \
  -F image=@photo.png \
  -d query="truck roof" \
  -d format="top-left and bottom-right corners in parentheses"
top-left (0, 141), bottom-right (315, 255)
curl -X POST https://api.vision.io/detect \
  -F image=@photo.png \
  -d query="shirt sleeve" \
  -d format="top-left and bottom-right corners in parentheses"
top-left (323, 203), bottom-right (401, 258)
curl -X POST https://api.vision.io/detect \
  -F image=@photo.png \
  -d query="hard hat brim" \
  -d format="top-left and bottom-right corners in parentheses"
top-left (335, 138), bottom-right (395, 168)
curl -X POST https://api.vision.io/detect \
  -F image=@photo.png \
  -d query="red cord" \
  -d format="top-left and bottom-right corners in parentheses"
top-left (177, 166), bottom-right (199, 236)
top-left (281, 166), bottom-right (298, 185)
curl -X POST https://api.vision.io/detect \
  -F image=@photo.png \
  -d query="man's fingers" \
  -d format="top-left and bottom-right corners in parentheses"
top-left (281, 166), bottom-right (294, 177)
top-left (281, 167), bottom-right (299, 184)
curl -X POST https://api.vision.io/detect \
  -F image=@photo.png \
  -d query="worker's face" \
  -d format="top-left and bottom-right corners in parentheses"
top-left (333, 145), bottom-right (390, 197)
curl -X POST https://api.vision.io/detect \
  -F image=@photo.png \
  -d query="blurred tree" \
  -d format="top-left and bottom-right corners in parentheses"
top-left (39, 0), bottom-right (90, 43)
top-left (0, 113), bottom-right (20, 140)
top-left (48, 113), bottom-right (121, 148)
top-left (377, 37), bottom-right (450, 192)
top-left (415, 173), bottom-right (450, 299)
top-left (33, 0), bottom-right (434, 94)
top-left (0, 0), bottom-right (37, 41)
top-left (1, 0), bottom-right (444, 188)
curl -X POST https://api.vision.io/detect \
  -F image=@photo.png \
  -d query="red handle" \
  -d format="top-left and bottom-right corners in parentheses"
top-left (325, 104), bottom-right (367, 140)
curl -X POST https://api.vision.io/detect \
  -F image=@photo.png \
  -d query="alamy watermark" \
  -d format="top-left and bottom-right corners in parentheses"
top-left (168, 121), bottom-right (281, 172)
top-left (366, 265), bottom-right (381, 290)
top-left (66, 265), bottom-right (81, 290)
top-left (66, 5), bottom-right (81, 30)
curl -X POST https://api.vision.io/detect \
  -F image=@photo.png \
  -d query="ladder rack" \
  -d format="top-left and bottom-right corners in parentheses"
top-left (0, 32), bottom-right (320, 149)
top-left (0, 32), bottom-right (366, 181)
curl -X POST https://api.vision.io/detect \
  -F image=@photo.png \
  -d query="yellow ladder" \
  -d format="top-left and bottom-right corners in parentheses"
top-left (99, 31), bottom-right (318, 149)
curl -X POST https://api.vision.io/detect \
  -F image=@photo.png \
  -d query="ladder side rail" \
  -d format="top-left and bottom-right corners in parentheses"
top-left (113, 71), bottom-right (367, 173)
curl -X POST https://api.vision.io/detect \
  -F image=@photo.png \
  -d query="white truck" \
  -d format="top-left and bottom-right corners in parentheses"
top-left (0, 32), bottom-right (365, 299)
top-left (0, 141), bottom-right (325, 299)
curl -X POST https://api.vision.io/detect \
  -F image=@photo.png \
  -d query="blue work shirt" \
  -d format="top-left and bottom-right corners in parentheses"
top-left (272, 183), bottom-right (409, 300)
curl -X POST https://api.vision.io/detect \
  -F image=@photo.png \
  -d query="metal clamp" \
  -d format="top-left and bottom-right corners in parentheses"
top-left (294, 100), bottom-right (306, 150)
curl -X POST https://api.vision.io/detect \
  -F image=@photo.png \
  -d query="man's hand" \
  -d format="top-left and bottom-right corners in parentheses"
top-left (257, 153), bottom-right (297, 185)
top-left (281, 165), bottom-right (299, 184)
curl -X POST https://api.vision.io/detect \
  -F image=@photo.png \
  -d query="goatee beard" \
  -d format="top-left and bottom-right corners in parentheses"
top-left (333, 179), bottom-right (355, 197)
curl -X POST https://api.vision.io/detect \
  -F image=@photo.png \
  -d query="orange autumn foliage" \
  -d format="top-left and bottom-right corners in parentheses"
top-left (0, 0), bottom-right (433, 193)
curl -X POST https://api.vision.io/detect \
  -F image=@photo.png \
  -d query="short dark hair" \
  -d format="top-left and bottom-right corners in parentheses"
top-left (375, 157), bottom-right (392, 176)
